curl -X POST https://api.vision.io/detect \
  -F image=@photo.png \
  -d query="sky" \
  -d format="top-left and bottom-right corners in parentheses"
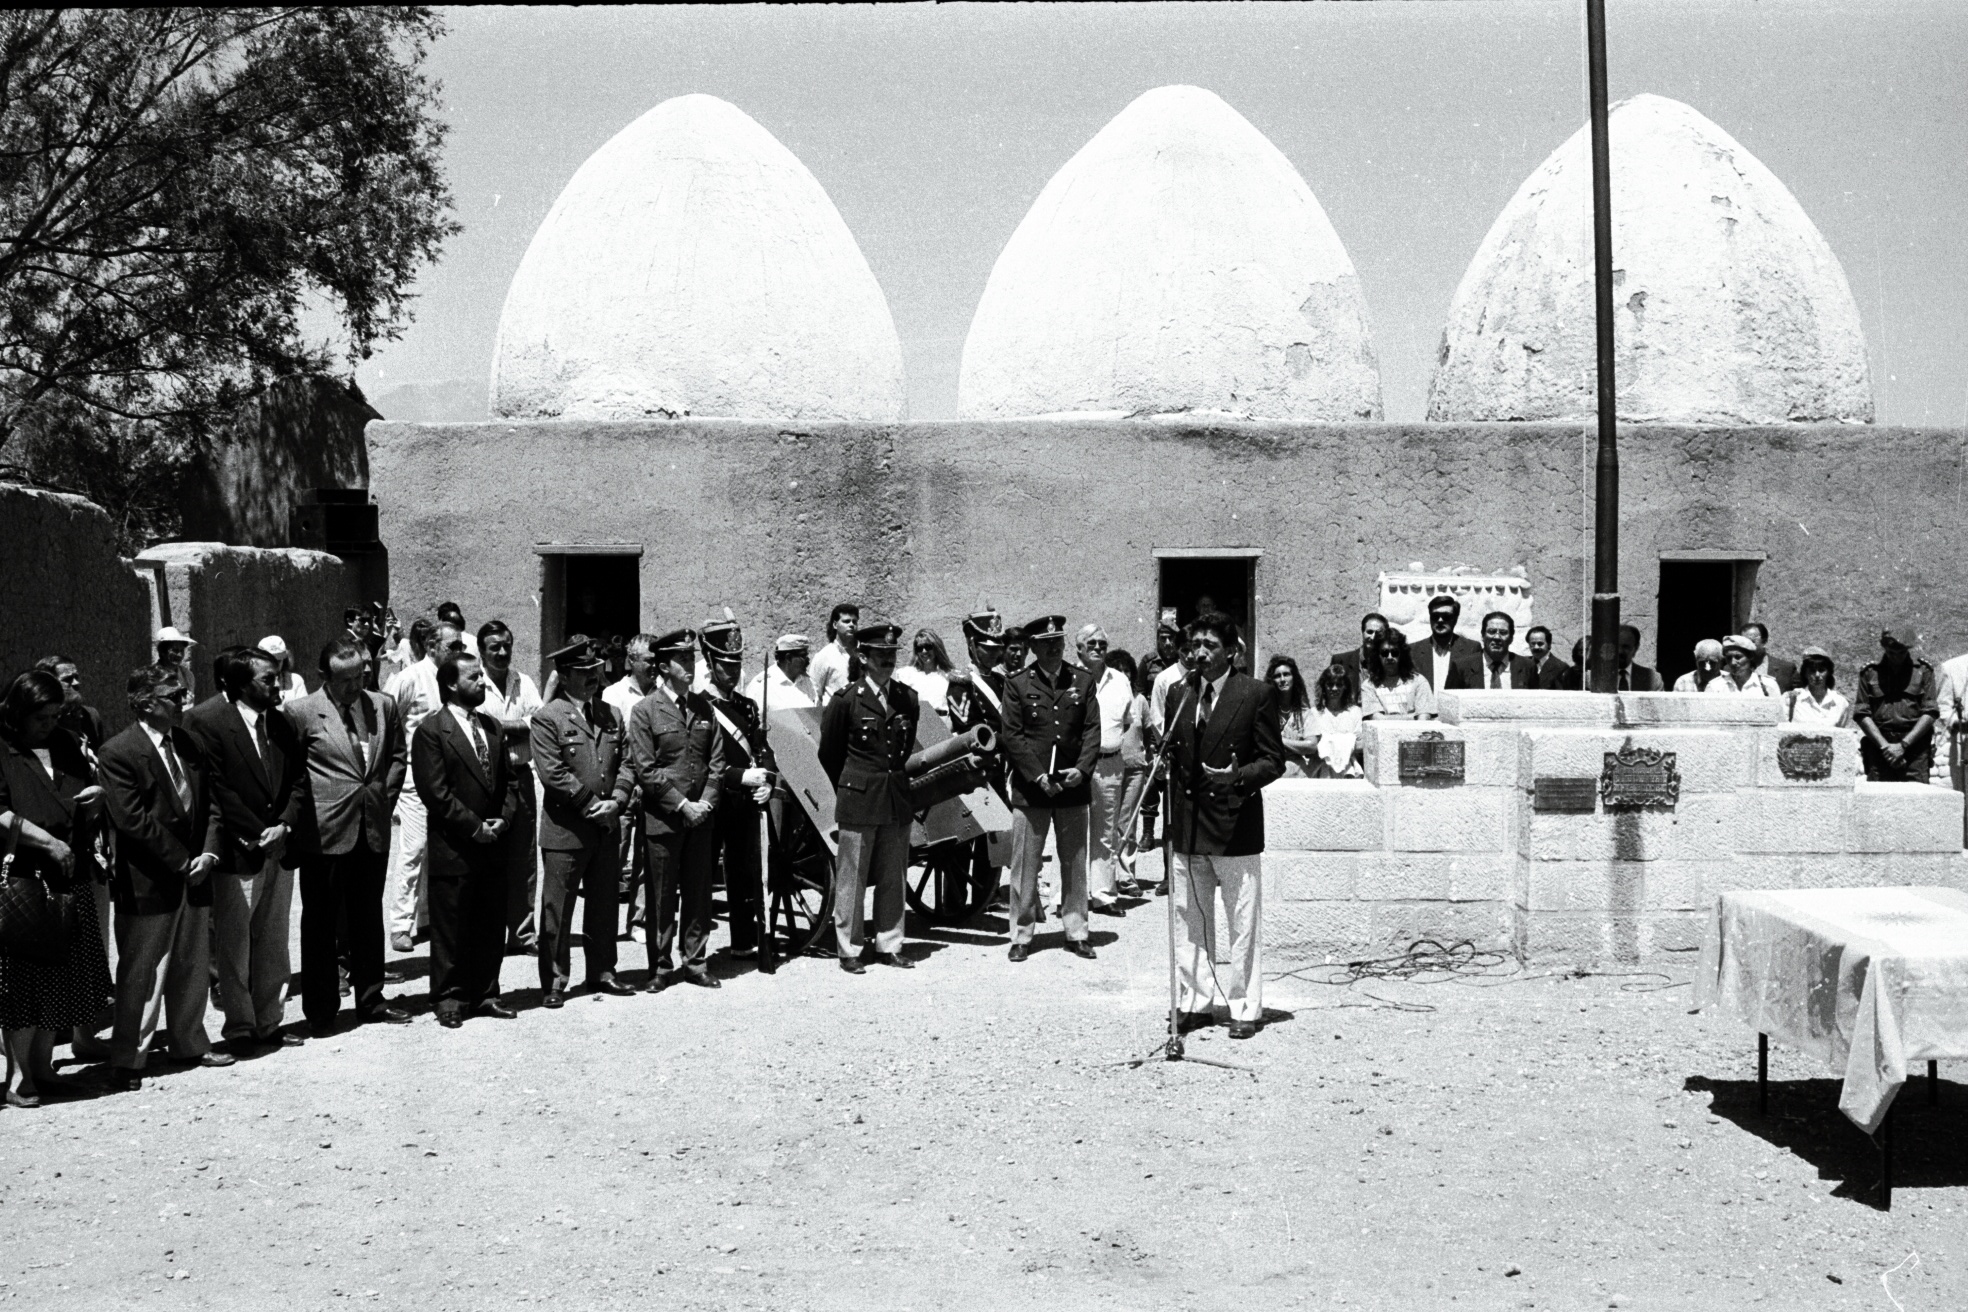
top-left (355, 1), bottom-right (1968, 428)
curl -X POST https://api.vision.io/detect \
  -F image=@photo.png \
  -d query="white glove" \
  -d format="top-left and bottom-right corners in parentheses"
top-left (740, 768), bottom-right (769, 787)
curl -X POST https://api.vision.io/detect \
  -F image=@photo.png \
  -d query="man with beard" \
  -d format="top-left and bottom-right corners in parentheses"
top-left (1853, 623), bottom-right (1941, 783)
top-left (413, 649), bottom-right (518, 1027)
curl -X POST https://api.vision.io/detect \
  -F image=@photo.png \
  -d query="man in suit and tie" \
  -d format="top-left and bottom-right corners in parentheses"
top-left (1415, 595), bottom-right (1481, 691)
top-left (817, 622), bottom-right (920, 973)
top-left (1525, 625), bottom-right (1571, 690)
top-left (1616, 624), bottom-right (1665, 692)
top-left (1164, 611), bottom-right (1286, 1041)
top-left (530, 636), bottom-right (636, 1006)
top-left (1329, 612), bottom-right (1389, 701)
top-left (98, 665), bottom-right (233, 1091)
top-left (413, 649), bottom-right (519, 1028)
top-left (286, 636), bottom-right (410, 1035)
top-left (1446, 612), bottom-right (1541, 690)
top-left (184, 646), bottom-right (307, 1054)
top-left (626, 629), bottom-right (726, 990)
top-left (1742, 623), bottom-right (1798, 692)
top-left (998, 614), bottom-right (1102, 963)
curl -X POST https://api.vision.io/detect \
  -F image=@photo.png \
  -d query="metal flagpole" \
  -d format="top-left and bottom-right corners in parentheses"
top-left (1585, 0), bottom-right (1622, 694)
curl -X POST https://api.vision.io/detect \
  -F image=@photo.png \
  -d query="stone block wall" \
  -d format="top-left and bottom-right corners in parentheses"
top-left (0, 483), bottom-right (153, 733)
top-left (1262, 690), bottom-right (1967, 967)
top-left (133, 543), bottom-right (364, 697)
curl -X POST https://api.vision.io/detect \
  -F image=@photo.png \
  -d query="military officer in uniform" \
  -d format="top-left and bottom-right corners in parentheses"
top-left (626, 629), bottom-right (725, 989)
top-left (946, 606), bottom-right (1011, 910)
top-left (701, 619), bottom-right (775, 962)
top-left (817, 622), bottom-right (919, 974)
top-left (530, 636), bottom-right (636, 1006)
top-left (1853, 622), bottom-right (1942, 783)
top-left (999, 614), bottom-right (1101, 962)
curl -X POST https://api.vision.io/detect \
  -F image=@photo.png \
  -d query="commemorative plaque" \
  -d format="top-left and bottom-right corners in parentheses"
top-left (1776, 734), bottom-right (1835, 781)
top-left (1397, 730), bottom-right (1465, 786)
top-left (1533, 777), bottom-right (1599, 813)
top-left (1600, 743), bottom-right (1681, 809)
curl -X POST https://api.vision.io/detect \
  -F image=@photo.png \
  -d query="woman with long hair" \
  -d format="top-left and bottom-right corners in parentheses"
top-left (1265, 655), bottom-right (1316, 776)
top-left (1361, 631), bottom-right (1437, 720)
top-left (0, 670), bottom-right (113, 1106)
top-left (1310, 664), bottom-right (1365, 777)
top-left (894, 628), bottom-right (955, 725)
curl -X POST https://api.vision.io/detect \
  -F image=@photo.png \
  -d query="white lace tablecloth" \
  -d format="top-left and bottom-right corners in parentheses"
top-left (1696, 887), bottom-right (1968, 1132)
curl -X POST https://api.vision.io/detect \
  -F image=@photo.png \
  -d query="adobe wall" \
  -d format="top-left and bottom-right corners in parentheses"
top-left (133, 543), bottom-right (365, 693)
top-left (0, 483), bottom-right (152, 732)
top-left (369, 420), bottom-right (1968, 685)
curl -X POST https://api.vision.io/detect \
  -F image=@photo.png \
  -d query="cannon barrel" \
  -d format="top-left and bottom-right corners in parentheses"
top-left (905, 723), bottom-right (995, 776)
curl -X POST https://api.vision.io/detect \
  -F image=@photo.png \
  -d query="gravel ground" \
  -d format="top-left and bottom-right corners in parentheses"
top-left (3, 860), bottom-right (1963, 1312)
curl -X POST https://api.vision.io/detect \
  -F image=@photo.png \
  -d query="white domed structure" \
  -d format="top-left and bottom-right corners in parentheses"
top-left (491, 94), bottom-right (905, 421)
top-left (1428, 94), bottom-right (1871, 425)
top-left (958, 85), bottom-right (1381, 422)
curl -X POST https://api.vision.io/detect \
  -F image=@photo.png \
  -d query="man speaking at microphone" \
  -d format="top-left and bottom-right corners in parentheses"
top-left (1164, 612), bottom-right (1285, 1040)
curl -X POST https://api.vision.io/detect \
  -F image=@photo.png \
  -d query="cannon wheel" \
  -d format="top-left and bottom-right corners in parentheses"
top-left (769, 805), bottom-right (835, 958)
top-left (905, 837), bottom-right (981, 924)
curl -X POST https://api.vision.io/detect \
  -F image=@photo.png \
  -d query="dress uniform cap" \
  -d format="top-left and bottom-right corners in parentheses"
top-left (774, 633), bottom-right (811, 655)
top-left (854, 622), bottom-right (904, 653)
top-left (1880, 622), bottom-right (1918, 647)
top-left (700, 618), bottom-right (743, 659)
top-left (650, 628), bottom-right (697, 659)
top-left (1021, 615), bottom-right (1068, 642)
top-left (962, 608), bottom-right (1006, 645)
top-left (547, 634), bottom-right (604, 669)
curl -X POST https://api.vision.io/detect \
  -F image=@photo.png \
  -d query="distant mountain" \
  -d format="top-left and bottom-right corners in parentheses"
top-left (369, 378), bottom-right (489, 423)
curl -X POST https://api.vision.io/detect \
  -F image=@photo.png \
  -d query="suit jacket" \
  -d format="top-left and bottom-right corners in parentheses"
top-left (819, 678), bottom-right (921, 828)
top-left (1762, 654), bottom-right (1799, 693)
top-left (999, 662), bottom-right (1101, 809)
top-left (412, 706), bottom-right (519, 880)
top-left (531, 693), bottom-right (632, 851)
top-left (183, 696), bottom-right (307, 872)
top-left (627, 684), bottom-right (725, 838)
top-left (1531, 656), bottom-right (1573, 690)
top-left (1445, 652), bottom-right (1542, 690)
top-left (1413, 635), bottom-right (1482, 690)
top-left (1328, 648), bottom-right (1370, 685)
top-left (1562, 660), bottom-right (1664, 692)
top-left (1163, 673), bottom-right (1287, 857)
top-left (97, 723), bottom-right (223, 913)
top-left (286, 688), bottom-right (406, 857)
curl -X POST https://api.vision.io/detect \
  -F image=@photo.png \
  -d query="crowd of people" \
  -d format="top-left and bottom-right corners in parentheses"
top-left (1, 590), bottom-right (1959, 1102)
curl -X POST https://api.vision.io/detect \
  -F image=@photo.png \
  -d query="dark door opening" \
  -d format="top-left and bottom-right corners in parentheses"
top-left (537, 547), bottom-right (642, 682)
top-left (1657, 558), bottom-right (1756, 686)
top-left (1156, 551), bottom-right (1259, 671)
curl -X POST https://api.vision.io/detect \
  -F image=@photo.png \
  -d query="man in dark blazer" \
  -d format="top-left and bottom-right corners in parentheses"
top-left (1414, 595), bottom-right (1482, 690)
top-left (1525, 625), bottom-right (1572, 690)
top-left (1743, 623), bottom-right (1798, 692)
top-left (626, 629), bottom-right (725, 989)
top-left (1163, 612), bottom-right (1286, 1041)
top-left (98, 664), bottom-right (233, 1090)
top-left (818, 622), bottom-right (919, 973)
top-left (530, 636), bottom-right (635, 1006)
top-left (997, 614), bottom-right (1102, 962)
top-left (1616, 624), bottom-right (1665, 692)
top-left (286, 635), bottom-right (410, 1034)
top-left (1445, 611), bottom-right (1541, 690)
top-left (412, 649), bottom-right (519, 1027)
top-left (1328, 612), bottom-right (1389, 701)
top-left (184, 646), bottom-right (307, 1053)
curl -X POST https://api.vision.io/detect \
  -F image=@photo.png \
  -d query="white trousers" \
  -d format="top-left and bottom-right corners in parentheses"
top-left (1087, 754), bottom-right (1124, 902)
top-left (833, 822), bottom-right (909, 958)
top-left (386, 787), bottom-right (428, 938)
top-left (1169, 852), bottom-right (1263, 1022)
top-left (210, 856), bottom-right (294, 1041)
top-left (110, 900), bottom-right (213, 1069)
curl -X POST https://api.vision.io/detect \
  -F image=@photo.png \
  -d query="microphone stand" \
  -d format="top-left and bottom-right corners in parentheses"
top-left (756, 647), bottom-right (778, 975)
top-left (1117, 679), bottom-right (1253, 1075)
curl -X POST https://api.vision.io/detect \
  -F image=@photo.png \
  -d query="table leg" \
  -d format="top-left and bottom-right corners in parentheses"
top-left (1880, 1100), bottom-right (1894, 1212)
top-left (1757, 1033), bottom-right (1768, 1115)
top-left (1930, 1060), bottom-right (1940, 1107)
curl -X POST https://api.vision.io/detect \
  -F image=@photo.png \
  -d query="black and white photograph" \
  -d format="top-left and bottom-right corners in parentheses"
top-left (0, 3), bottom-right (1965, 1307)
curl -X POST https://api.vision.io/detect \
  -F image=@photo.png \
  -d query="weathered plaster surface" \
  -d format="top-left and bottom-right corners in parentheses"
top-left (368, 419), bottom-right (1968, 687)
top-left (1429, 95), bottom-right (1872, 425)
top-left (491, 94), bottom-right (905, 422)
top-left (133, 543), bottom-right (364, 693)
top-left (959, 86), bottom-right (1380, 422)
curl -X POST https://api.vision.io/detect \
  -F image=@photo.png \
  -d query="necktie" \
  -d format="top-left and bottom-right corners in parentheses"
top-left (1198, 681), bottom-right (1215, 727)
top-left (339, 701), bottom-right (366, 765)
top-left (253, 712), bottom-right (274, 789)
top-left (159, 735), bottom-right (192, 810)
top-left (470, 717), bottom-right (490, 770)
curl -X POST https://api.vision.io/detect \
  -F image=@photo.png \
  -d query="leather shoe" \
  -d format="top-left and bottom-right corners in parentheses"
top-left (642, 976), bottom-right (668, 994)
top-left (307, 1019), bottom-right (339, 1039)
top-left (679, 971), bottom-right (721, 989)
top-left (477, 1000), bottom-right (518, 1020)
top-left (437, 1010), bottom-right (464, 1029)
top-left (1090, 900), bottom-right (1123, 917)
top-left (590, 975), bottom-right (635, 996)
top-left (359, 1006), bottom-right (412, 1026)
top-left (1176, 1010), bottom-right (1213, 1034)
top-left (390, 932), bottom-right (414, 953)
top-left (5, 1087), bottom-right (40, 1109)
top-left (107, 1067), bottom-right (142, 1093)
top-left (869, 952), bottom-right (914, 970)
top-left (1007, 943), bottom-right (1029, 963)
top-left (198, 1050), bottom-right (237, 1068)
top-left (838, 956), bottom-right (866, 975)
top-left (265, 1031), bottom-right (305, 1048)
top-left (542, 990), bottom-right (565, 1009)
top-left (1228, 1020), bottom-right (1260, 1040)
top-left (1065, 939), bottom-right (1097, 959)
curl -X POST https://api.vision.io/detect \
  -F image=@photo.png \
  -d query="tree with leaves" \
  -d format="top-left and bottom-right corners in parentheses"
top-left (0, 8), bottom-right (456, 548)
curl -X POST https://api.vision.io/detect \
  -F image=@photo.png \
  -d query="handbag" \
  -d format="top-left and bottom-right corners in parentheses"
top-left (0, 815), bottom-right (77, 968)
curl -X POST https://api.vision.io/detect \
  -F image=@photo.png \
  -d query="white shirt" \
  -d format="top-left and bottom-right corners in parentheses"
top-left (1938, 654), bottom-right (1968, 733)
top-left (1425, 640), bottom-right (1456, 690)
top-left (385, 657), bottom-right (443, 734)
top-left (1786, 688), bottom-right (1851, 726)
top-left (1712, 671), bottom-right (1784, 698)
top-left (234, 700), bottom-right (265, 761)
top-left (893, 666), bottom-right (950, 722)
top-left (277, 671), bottom-right (308, 706)
top-left (480, 668), bottom-right (542, 765)
top-left (1149, 662), bottom-right (1189, 732)
top-left (1195, 669), bottom-right (1232, 725)
top-left (744, 664), bottom-right (816, 713)
top-left (1478, 658), bottom-right (1515, 690)
top-left (140, 722), bottom-right (190, 802)
top-left (810, 640), bottom-right (855, 707)
top-left (1091, 666), bottom-right (1131, 751)
top-left (604, 675), bottom-right (657, 721)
